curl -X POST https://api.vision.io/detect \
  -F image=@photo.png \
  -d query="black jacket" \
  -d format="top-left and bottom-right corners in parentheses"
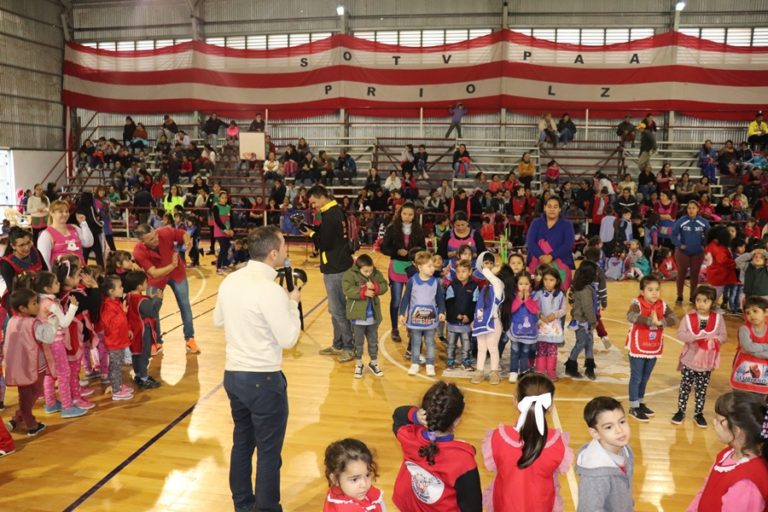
top-left (312, 200), bottom-right (353, 274)
top-left (381, 224), bottom-right (426, 262)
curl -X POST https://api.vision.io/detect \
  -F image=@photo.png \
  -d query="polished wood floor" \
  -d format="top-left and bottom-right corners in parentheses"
top-left (0, 244), bottom-right (737, 511)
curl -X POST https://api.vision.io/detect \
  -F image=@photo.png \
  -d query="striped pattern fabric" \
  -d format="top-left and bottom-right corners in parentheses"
top-left (63, 30), bottom-right (768, 120)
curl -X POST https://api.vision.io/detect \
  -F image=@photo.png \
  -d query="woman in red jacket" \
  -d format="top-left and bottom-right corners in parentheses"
top-left (704, 225), bottom-right (737, 307)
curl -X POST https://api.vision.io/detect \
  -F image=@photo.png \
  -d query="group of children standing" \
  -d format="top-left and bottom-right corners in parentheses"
top-left (0, 250), bottom-right (162, 457)
top-left (322, 375), bottom-right (768, 511)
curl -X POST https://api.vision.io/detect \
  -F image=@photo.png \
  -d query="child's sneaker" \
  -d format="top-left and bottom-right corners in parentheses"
top-left (79, 386), bottom-right (95, 397)
top-left (462, 359), bottom-right (474, 370)
top-left (100, 376), bottom-right (111, 385)
top-left (446, 359), bottom-right (455, 369)
top-left (407, 364), bottom-right (420, 375)
top-left (601, 336), bottom-right (612, 349)
top-left (0, 401), bottom-right (4, 411)
top-left (508, 372), bottom-right (518, 383)
top-left (693, 413), bottom-right (708, 429)
top-left (629, 407), bottom-right (649, 422)
top-left (354, 362), bottom-right (364, 379)
top-left (135, 377), bottom-right (160, 390)
top-left (44, 401), bottom-right (62, 414)
top-left (84, 370), bottom-right (100, 380)
top-left (638, 403), bottom-right (655, 417)
top-left (27, 423), bottom-right (47, 437)
top-left (79, 378), bottom-right (90, 387)
top-left (404, 349), bottom-right (412, 359)
top-left (6, 419), bottom-right (16, 432)
top-left (112, 389), bottom-right (133, 401)
top-left (567, 319), bottom-right (579, 331)
top-left (61, 406), bottom-right (87, 418)
top-left (426, 364), bottom-right (436, 377)
top-left (489, 371), bottom-right (501, 385)
top-left (74, 398), bottom-right (96, 410)
top-left (368, 361), bottom-right (384, 377)
top-left (671, 410), bottom-right (685, 425)
top-left (471, 370), bottom-right (484, 384)
top-left (0, 449), bottom-right (15, 458)
top-left (119, 384), bottom-right (135, 395)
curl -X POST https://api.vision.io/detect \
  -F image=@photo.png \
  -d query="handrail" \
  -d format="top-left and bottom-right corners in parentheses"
top-left (40, 111), bottom-right (99, 188)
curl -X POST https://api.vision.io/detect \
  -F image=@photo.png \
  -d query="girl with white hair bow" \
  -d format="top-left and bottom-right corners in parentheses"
top-left (482, 372), bottom-right (573, 512)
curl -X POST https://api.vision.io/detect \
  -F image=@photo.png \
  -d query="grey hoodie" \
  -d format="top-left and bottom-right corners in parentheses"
top-left (576, 440), bottom-right (634, 512)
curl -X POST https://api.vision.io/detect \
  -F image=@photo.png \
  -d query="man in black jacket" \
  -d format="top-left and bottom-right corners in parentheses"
top-left (202, 113), bottom-right (226, 147)
top-left (303, 185), bottom-right (355, 362)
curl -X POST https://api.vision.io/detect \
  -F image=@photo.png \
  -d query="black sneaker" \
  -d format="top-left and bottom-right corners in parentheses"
top-left (135, 377), bottom-right (160, 390)
top-left (368, 361), bottom-right (384, 377)
top-left (629, 407), bottom-right (650, 422)
top-left (675, 297), bottom-right (683, 306)
top-left (391, 331), bottom-right (402, 343)
top-left (405, 349), bottom-right (412, 359)
top-left (639, 403), bottom-right (655, 417)
top-left (0, 401), bottom-right (4, 411)
top-left (693, 414), bottom-right (708, 429)
top-left (7, 419), bottom-right (16, 432)
top-left (27, 423), bottom-right (47, 437)
top-left (671, 410), bottom-right (685, 425)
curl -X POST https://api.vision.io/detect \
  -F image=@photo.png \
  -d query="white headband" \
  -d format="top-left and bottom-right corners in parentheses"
top-left (515, 392), bottom-right (552, 435)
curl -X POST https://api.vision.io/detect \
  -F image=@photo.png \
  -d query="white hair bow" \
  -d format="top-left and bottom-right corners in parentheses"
top-left (515, 392), bottom-right (552, 435)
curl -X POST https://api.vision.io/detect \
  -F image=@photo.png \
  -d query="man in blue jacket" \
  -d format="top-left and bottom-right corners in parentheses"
top-left (671, 201), bottom-right (710, 305)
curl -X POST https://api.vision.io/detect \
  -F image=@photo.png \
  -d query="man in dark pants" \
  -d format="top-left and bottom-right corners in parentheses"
top-left (214, 226), bottom-right (302, 512)
top-left (303, 185), bottom-right (355, 363)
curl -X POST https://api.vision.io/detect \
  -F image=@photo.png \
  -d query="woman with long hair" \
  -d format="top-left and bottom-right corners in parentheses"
top-left (381, 202), bottom-right (426, 343)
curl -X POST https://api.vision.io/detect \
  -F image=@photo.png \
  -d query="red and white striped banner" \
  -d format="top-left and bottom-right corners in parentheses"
top-left (63, 30), bottom-right (768, 120)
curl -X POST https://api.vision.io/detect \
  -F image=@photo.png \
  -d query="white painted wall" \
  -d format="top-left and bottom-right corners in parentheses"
top-left (11, 150), bottom-right (64, 196)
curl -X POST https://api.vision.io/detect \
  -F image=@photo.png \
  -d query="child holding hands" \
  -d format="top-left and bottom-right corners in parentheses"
top-left (626, 275), bottom-right (677, 422)
top-left (672, 285), bottom-right (726, 428)
top-left (342, 254), bottom-right (388, 379)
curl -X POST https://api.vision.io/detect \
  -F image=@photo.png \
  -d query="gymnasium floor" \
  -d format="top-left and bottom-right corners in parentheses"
top-left (0, 244), bottom-right (731, 511)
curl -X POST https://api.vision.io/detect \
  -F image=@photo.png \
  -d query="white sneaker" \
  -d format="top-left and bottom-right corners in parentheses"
top-left (408, 364), bottom-right (420, 375)
top-left (508, 372), bottom-right (519, 383)
top-left (426, 364), bottom-right (436, 376)
top-left (601, 336), bottom-right (612, 349)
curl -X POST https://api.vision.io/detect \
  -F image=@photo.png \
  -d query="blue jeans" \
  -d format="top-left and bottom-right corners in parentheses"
top-left (569, 326), bottom-right (594, 361)
top-left (446, 330), bottom-right (470, 362)
top-left (629, 356), bottom-right (657, 407)
top-left (224, 370), bottom-right (288, 512)
top-left (323, 272), bottom-right (353, 351)
top-left (148, 276), bottom-right (195, 341)
top-left (410, 329), bottom-right (436, 365)
top-left (559, 127), bottom-right (574, 144)
top-left (389, 280), bottom-right (405, 333)
top-left (510, 341), bottom-right (535, 374)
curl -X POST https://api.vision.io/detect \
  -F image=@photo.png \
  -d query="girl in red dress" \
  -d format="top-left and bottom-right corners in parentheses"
top-left (687, 391), bottom-right (768, 511)
top-left (482, 372), bottom-right (573, 511)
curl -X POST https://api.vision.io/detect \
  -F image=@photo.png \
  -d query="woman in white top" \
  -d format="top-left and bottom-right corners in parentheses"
top-left (383, 170), bottom-right (402, 193)
top-left (26, 183), bottom-right (50, 242)
top-left (37, 199), bottom-right (94, 269)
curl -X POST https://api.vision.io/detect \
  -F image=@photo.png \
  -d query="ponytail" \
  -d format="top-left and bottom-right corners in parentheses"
top-left (518, 407), bottom-right (548, 469)
top-left (418, 381), bottom-right (465, 466)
